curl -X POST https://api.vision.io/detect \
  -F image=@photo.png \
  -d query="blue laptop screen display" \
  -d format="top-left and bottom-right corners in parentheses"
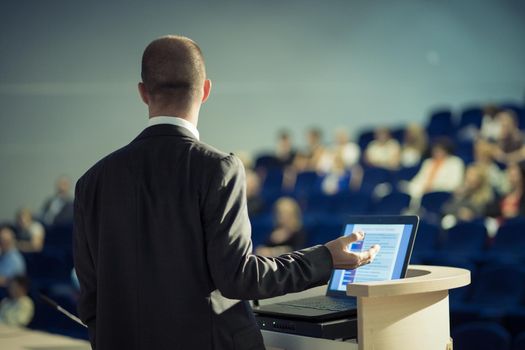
top-left (329, 223), bottom-right (413, 292)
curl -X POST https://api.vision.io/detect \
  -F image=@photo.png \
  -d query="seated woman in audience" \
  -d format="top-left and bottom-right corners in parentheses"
top-left (364, 127), bottom-right (401, 170)
top-left (400, 124), bottom-right (428, 168)
top-left (0, 275), bottom-right (34, 327)
top-left (255, 197), bottom-right (305, 257)
top-left (14, 208), bottom-right (45, 252)
top-left (442, 165), bottom-right (494, 224)
top-left (473, 139), bottom-right (508, 194)
top-left (407, 138), bottom-right (464, 201)
top-left (485, 162), bottom-right (525, 223)
top-left (492, 110), bottom-right (525, 164)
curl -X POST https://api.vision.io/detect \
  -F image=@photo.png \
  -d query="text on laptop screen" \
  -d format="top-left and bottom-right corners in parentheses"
top-left (329, 223), bottom-right (413, 293)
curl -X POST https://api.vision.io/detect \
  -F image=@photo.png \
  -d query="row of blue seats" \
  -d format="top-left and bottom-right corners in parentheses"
top-left (453, 322), bottom-right (525, 350)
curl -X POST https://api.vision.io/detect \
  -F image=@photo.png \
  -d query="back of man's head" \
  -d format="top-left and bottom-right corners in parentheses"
top-left (141, 35), bottom-right (206, 108)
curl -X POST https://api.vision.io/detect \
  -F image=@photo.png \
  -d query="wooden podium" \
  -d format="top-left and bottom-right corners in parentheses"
top-left (346, 265), bottom-right (470, 350)
top-left (262, 265), bottom-right (470, 350)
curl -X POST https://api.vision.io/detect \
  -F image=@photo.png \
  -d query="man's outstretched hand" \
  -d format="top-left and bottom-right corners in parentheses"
top-left (324, 231), bottom-right (380, 270)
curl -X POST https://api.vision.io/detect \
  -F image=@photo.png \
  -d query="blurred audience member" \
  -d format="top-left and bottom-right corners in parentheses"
top-left (275, 130), bottom-right (296, 167)
top-left (41, 175), bottom-right (74, 226)
top-left (318, 128), bottom-right (360, 173)
top-left (255, 197), bottom-right (305, 257)
top-left (14, 208), bottom-right (45, 253)
top-left (473, 139), bottom-right (508, 194)
top-left (480, 105), bottom-right (501, 141)
top-left (321, 153), bottom-right (352, 195)
top-left (400, 124), bottom-right (428, 167)
top-left (246, 169), bottom-right (265, 216)
top-left (485, 162), bottom-right (525, 222)
top-left (493, 110), bottom-right (525, 164)
top-left (0, 275), bottom-right (34, 327)
top-left (0, 227), bottom-right (26, 287)
top-left (293, 128), bottom-right (326, 172)
top-left (442, 165), bottom-right (494, 224)
top-left (408, 138), bottom-right (464, 200)
top-left (365, 127), bottom-right (401, 170)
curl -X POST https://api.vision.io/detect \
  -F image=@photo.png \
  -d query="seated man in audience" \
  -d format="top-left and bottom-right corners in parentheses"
top-left (245, 169), bottom-right (265, 217)
top-left (40, 175), bottom-right (74, 226)
top-left (0, 275), bottom-right (34, 327)
top-left (14, 208), bottom-right (45, 252)
top-left (275, 130), bottom-right (296, 167)
top-left (407, 138), bottom-right (464, 202)
top-left (364, 127), bottom-right (401, 170)
top-left (255, 197), bottom-right (305, 257)
top-left (493, 110), bottom-right (525, 165)
top-left (0, 227), bottom-right (26, 287)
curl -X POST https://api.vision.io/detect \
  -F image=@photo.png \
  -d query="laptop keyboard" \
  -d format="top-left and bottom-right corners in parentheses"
top-left (277, 296), bottom-right (356, 311)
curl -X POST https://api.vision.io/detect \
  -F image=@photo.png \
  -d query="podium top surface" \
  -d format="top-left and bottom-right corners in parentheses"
top-left (346, 265), bottom-right (471, 298)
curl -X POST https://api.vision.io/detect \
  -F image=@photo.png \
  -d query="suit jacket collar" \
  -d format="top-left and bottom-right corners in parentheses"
top-left (132, 124), bottom-right (198, 143)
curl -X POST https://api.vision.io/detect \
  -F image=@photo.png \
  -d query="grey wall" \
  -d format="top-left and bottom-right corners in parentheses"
top-left (1, 0), bottom-right (524, 220)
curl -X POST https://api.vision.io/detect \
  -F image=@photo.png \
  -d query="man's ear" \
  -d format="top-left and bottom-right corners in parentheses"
top-left (202, 79), bottom-right (212, 103)
top-left (138, 82), bottom-right (149, 105)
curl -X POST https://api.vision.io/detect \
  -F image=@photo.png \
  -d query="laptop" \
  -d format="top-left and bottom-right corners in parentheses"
top-left (253, 215), bottom-right (419, 322)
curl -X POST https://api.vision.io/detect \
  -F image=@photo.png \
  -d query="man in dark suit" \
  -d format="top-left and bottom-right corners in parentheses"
top-left (73, 35), bottom-right (380, 350)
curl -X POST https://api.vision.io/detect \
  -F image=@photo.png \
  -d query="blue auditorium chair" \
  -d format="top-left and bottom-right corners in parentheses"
top-left (393, 164), bottom-right (421, 183)
top-left (420, 191), bottom-right (452, 216)
top-left (452, 322), bottom-right (511, 350)
top-left (505, 309), bottom-right (525, 338)
top-left (426, 109), bottom-right (455, 139)
top-left (452, 264), bottom-right (525, 325)
top-left (512, 332), bottom-right (525, 350)
top-left (458, 107), bottom-right (483, 130)
top-left (357, 129), bottom-right (375, 151)
top-left (292, 171), bottom-right (322, 198)
top-left (440, 222), bottom-right (487, 259)
top-left (254, 154), bottom-right (281, 170)
top-left (360, 166), bottom-right (392, 194)
top-left (330, 191), bottom-right (372, 216)
top-left (372, 192), bottom-right (411, 215)
top-left (411, 221), bottom-right (440, 261)
top-left (456, 140), bottom-right (474, 165)
top-left (488, 218), bottom-right (525, 262)
top-left (250, 213), bottom-right (274, 247)
top-left (306, 217), bottom-right (345, 246)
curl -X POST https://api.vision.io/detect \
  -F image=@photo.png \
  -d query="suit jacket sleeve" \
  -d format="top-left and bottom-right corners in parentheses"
top-left (202, 154), bottom-right (333, 300)
top-left (72, 180), bottom-right (97, 345)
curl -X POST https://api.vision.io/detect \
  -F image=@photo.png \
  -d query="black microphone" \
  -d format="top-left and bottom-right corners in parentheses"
top-left (39, 293), bottom-right (88, 328)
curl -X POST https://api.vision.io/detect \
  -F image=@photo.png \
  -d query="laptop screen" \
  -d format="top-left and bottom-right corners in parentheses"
top-left (328, 218), bottom-right (417, 294)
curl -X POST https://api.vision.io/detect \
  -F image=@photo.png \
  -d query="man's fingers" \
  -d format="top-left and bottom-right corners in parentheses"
top-left (341, 231), bottom-right (365, 246)
top-left (356, 244), bottom-right (381, 265)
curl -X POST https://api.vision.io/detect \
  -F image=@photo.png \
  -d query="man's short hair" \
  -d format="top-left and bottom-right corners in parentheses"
top-left (141, 35), bottom-right (206, 106)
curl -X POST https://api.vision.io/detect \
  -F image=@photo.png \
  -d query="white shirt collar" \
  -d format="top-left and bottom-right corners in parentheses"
top-left (148, 116), bottom-right (200, 140)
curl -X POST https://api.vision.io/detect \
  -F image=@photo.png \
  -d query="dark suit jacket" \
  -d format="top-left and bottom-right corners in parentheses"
top-left (73, 124), bottom-right (333, 350)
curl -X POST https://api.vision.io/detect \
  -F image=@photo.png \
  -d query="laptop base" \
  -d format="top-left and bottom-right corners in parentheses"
top-left (255, 314), bottom-right (357, 340)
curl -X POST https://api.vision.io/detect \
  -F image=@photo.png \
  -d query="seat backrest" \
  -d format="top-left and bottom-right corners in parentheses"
top-left (468, 265), bottom-right (525, 307)
top-left (452, 322), bottom-right (511, 350)
top-left (492, 219), bottom-right (525, 255)
top-left (441, 222), bottom-right (487, 254)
